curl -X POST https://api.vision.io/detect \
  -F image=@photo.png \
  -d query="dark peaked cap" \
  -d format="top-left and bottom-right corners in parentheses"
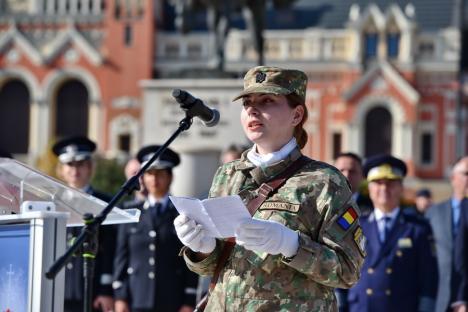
top-left (416, 188), bottom-right (432, 198)
top-left (137, 145), bottom-right (180, 170)
top-left (52, 136), bottom-right (96, 164)
top-left (363, 154), bottom-right (407, 182)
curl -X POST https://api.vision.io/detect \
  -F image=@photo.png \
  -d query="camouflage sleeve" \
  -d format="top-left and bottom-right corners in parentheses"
top-left (282, 172), bottom-right (366, 289)
top-left (182, 240), bottom-right (224, 276)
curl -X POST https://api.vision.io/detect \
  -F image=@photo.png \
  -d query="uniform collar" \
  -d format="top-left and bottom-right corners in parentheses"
top-left (374, 207), bottom-right (400, 222)
top-left (147, 194), bottom-right (169, 207)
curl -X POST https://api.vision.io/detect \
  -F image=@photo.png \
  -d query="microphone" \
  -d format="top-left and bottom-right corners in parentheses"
top-left (172, 89), bottom-right (220, 127)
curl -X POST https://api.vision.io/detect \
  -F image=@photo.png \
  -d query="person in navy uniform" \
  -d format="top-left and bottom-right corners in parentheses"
top-left (113, 145), bottom-right (198, 312)
top-left (347, 154), bottom-right (438, 312)
top-left (333, 152), bottom-right (368, 312)
top-left (53, 136), bottom-right (116, 312)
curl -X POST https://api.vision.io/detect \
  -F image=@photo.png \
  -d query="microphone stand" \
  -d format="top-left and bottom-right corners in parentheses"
top-left (46, 115), bottom-right (194, 312)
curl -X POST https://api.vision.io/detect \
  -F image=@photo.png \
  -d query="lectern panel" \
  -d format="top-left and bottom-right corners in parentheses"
top-left (0, 223), bottom-right (30, 312)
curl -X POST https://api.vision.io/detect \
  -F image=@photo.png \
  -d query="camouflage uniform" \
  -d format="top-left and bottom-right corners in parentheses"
top-left (183, 147), bottom-right (366, 311)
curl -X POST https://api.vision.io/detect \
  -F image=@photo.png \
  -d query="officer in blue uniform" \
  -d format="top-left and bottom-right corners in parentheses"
top-left (113, 145), bottom-right (198, 312)
top-left (53, 136), bottom-right (116, 312)
top-left (347, 154), bottom-right (438, 312)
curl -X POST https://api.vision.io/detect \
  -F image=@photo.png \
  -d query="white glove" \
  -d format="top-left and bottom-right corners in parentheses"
top-left (235, 218), bottom-right (299, 257)
top-left (174, 214), bottom-right (216, 253)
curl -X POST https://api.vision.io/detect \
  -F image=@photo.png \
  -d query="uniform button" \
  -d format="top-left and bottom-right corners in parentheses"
top-left (67, 263), bottom-right (73, 270)
top-left (127, 267), bottom-right (134, 275)
top-left (148, 230), bottom-right (157, 238)
top-left (396, 250), bottom-right (403, 257)
top-left (386, 268), bottom-right (393, 274)
top-left (366, 288), bottom-right (373, 295)
top-left (367, 268), bottom-right (374, 274)
top-left (149, 257), bottom-right (155, 265)
top-left (149, 244), bottom-right (155, 251)
top-left (148, 272), bottom-right (155, 279)
top-left (385, 289), bottom-right (391, 296)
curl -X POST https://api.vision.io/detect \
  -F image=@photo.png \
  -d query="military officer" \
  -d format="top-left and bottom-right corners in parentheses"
top-left (113, 145), bottom-right (198, 312)
top-left (333, 152), bottom-right (368, 312)
top-left (174, 66), bottom-right (365, 311)
top-left (347, 154), bottom-right (438, 312)
top-left (53, 136), bottom-right (116, 312)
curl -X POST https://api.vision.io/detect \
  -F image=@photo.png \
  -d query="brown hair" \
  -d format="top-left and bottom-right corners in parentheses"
top-left (286, 93), bottom-right (308, 149)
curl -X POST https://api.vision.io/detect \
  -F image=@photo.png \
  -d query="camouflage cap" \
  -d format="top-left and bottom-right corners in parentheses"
top-left (233, 66), bottom-right (308, 102)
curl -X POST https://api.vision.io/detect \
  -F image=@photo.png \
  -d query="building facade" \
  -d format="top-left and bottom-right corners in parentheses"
top-left (0, 0), bottom-right (153, 163)
top-left (0, 0), bottom-right (466, 197)
top-left (154, 0), bottom-right (467, 182)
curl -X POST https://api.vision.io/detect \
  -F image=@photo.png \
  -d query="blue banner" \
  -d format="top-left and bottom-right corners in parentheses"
top-left (0, 223), bottom-right (30, 312)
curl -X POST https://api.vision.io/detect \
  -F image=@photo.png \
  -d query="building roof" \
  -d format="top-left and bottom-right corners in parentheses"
top-left (161, 0), bottom-right (459, 32)
top-left (290, 0), bottom-right (457, 30)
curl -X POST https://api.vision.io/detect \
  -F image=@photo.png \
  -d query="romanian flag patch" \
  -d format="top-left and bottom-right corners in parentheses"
top-left (337, 207), bottom-right (358, 230)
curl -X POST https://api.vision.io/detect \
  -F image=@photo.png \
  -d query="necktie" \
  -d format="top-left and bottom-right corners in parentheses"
top-left (382, 216), bottom-right (392, 243)
top-left (151, 203), bottom-right (162, 219)
top-left (156, 203), bottom-right (162, 216)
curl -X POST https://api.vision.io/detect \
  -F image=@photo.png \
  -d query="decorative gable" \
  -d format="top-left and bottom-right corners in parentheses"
top-left (42, 24), bottom-right (103, 66)
top-left (0, 24), bottom-right (43, 65)
top-left (0, 22), bottom-right (103, 66)
top-left (343, 61), bottom-right (419, 104)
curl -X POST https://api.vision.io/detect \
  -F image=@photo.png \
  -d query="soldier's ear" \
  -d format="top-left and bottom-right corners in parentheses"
top-left (292, 105), bottom-right (304, 126)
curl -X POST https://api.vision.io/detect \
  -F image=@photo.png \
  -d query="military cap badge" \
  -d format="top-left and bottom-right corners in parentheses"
top-left (256, 72), bottom-right (266, 83)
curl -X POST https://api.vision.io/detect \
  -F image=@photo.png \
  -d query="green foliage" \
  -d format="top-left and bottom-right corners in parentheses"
top-left (91, 157), bottom-right (126, 195)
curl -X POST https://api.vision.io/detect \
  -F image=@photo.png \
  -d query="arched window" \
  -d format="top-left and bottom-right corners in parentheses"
top-left (387, 32), bottom-right (400, 58)
top-left (0, 80), bottom-right (30, 153)
top-left (55, 80), bottom-right (89, 138)
top-left (365, 106), bottom-right (392, 157)
top-left (364, 32), bottom-right (378, 59)
top-left (386, 20), bottom-right (400, 59)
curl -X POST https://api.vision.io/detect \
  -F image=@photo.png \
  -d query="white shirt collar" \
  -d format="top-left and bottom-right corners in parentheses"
top-left (374, 207), bottom-right (400, 222)
top-left (147, 194), bottom-right (169, 207)
top-left (247, 137), bottom-right (297, 167)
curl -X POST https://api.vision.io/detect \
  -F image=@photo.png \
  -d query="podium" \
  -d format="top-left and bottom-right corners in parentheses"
top-left (0, 158), bottom-right (140, 312)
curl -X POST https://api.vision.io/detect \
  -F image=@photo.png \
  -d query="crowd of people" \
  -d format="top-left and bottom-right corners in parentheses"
top-left (4, 65), bottom-right (466, 311)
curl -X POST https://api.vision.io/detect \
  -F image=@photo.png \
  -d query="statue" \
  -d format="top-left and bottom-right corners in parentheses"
top-left (170, 0), bottom-right (297, 73)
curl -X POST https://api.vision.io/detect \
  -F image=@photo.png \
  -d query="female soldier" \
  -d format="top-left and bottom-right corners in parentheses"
top-left (174, 66), bottom-right (365, 311)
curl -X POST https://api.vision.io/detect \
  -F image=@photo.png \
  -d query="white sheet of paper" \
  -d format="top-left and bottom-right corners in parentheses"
top-left (169, 195), bottom-right (251, 238)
